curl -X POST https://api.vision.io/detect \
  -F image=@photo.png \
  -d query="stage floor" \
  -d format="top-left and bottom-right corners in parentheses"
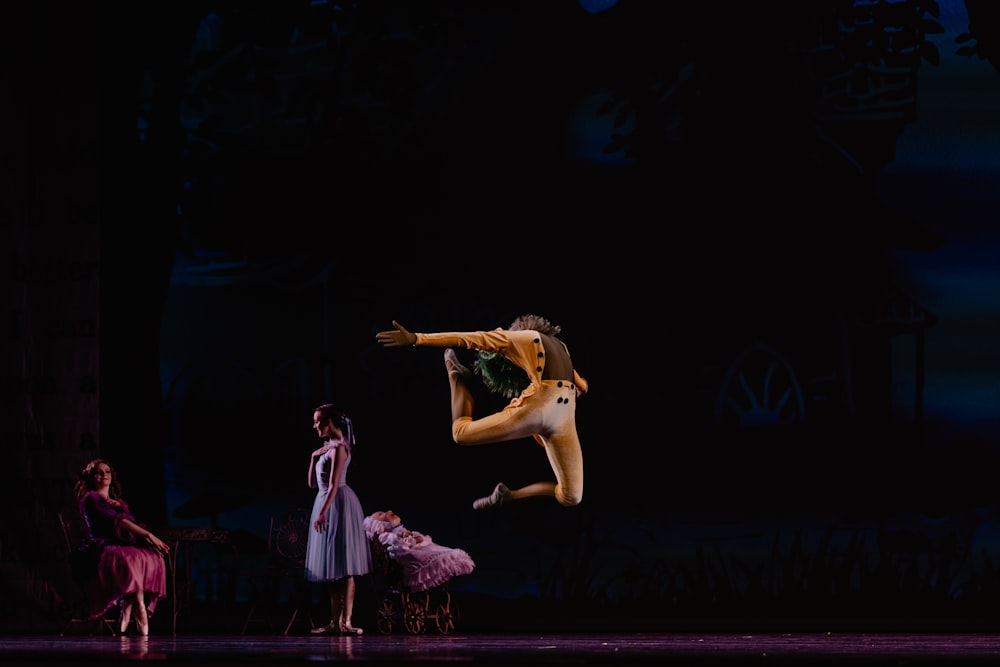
top-left (2, 632), bottom-right (999, 666)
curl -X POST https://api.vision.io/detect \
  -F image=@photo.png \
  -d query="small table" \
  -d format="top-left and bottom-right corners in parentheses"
top-left (158, 526), bottom-right (231, 636)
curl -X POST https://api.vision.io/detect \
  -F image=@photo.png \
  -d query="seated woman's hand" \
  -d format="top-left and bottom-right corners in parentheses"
top-left (144, 532), bottom-right (170, 556)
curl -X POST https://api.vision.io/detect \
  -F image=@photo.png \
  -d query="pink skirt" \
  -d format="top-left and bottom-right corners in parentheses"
top-left (84, 544), bottom-right (167, 620)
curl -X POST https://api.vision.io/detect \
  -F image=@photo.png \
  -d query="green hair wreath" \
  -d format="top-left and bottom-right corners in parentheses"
top-left (475, 350), bottom-right (530, 399)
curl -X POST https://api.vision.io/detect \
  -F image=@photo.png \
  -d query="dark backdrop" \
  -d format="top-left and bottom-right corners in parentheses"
top-left (5, 0), bottom-right (1000, 633)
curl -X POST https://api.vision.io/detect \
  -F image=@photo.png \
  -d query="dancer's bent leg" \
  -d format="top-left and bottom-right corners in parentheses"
top-left (444, 349), bottom-right (475, 424)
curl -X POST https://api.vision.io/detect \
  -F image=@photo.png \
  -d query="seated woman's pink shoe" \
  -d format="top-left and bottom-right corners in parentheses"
top-left (136, 605), bottom-right (150, 636)
top-left (118, 602), bottom-right (133, 636)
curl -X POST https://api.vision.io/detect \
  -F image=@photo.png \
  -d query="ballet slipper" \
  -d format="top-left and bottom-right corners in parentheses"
top-left (310, 622), bottom-right (338, 635)
top-left (118, 601), bottom-right (133, 635)
top-left (136, 605), bottom-right (149, 637)
top-left (340, 623), bottom-right (363, 636)
top-left (443, 349), bottom-right (473, 382)
top-left (473, 482), bottom-right (509, 510)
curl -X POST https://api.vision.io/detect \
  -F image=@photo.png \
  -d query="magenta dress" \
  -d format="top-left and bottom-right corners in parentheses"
top-left (78, 491), bottom-right (167, 620)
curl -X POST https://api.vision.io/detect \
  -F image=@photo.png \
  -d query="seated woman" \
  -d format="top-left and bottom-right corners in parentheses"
top-left (363, 510), bottom-right (475, 592)
top-left (74, 458), bottom-right (170, 636)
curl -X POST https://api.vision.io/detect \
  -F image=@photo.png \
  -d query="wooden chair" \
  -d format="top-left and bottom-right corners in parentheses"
top-left (56, 511), bottom-right (118, 636)
top-left (240, 508), bottom-right (313, 635)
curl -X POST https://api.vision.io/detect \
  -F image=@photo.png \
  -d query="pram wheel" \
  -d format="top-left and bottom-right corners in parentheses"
top-left (375, 598), bottom-right (397, 635)
top-left (403, 593), bottom-right (428, 634)
top-left (434, 593), bottom-right (459, 635)
top-left (367, 528), bottom-right (472, 634)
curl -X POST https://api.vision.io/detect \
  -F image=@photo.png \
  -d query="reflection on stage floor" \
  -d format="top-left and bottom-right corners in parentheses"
top-left (2, 632), bottom-right (1000, 667)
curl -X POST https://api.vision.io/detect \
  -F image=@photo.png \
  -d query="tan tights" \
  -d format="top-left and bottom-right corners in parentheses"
top-left (444, 350), bottom-right (584, 507)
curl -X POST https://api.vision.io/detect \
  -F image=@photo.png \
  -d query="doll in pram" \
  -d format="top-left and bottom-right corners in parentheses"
top-left (363, 510), bottom-right (475, 634)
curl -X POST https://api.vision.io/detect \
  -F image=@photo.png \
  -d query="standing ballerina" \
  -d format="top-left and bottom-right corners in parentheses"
top-left (304, 404), bottom-right (371, 635)
top-left (375, 314), bottom-right (589, 510)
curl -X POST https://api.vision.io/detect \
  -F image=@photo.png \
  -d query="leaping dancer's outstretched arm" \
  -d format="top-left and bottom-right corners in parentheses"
top-left (375, 320), bottom-right (416, 347)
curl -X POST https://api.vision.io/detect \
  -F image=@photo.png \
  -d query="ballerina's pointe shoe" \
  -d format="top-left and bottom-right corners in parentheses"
top-left (473, 482), bottom-right (509, 510)
top-left (136, 607), bottom-right (149, 637)
top-left (443, 349), bottom-right (473, 381)
top-left (340, 623), bottom-right (363, 636)
top-left (310, 622), bottom-right (338, 635)
top-left (118, 603), bottom-right (132, 636)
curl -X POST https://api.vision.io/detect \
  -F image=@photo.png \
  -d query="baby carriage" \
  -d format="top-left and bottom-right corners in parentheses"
top-left (364, 511), bottom-right (475, 635)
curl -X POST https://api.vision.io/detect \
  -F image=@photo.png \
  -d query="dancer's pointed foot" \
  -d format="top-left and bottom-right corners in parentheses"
top-left (118, 602), bottom-right (133, 635)
top-left (473, 482), bottom-right (509, 510)
top-left (444, 349), bottom-right (472, 381)
top-left (135, 605), bottom-right (149, 637)
top-left (310, 622), bottom-right (338, 635)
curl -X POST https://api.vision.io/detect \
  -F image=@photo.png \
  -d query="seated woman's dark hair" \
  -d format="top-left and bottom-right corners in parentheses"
top-left (74, 458), bottom-right (123, 501)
